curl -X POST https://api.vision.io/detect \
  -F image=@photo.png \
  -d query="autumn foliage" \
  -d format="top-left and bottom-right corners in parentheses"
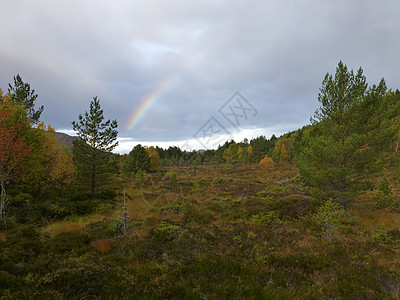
top-left (0, 112), bottom-right (31, 175)
top-left (259, 155), bottom-right (274, 169)
top-left (0, 97), bottom-right (31, 218)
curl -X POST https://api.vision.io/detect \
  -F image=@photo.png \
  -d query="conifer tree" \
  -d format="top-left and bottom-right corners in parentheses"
top-left (72, 97), bottom-right (118, 197)
top-left (297, 62), bottom-right (386, 206)
top-left (121, 144), bottom-right (150, 173)
top-left (8, 74), bottom-right (43, 124)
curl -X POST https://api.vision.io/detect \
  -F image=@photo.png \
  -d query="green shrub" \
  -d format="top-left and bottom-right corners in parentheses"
top-left (95, 190), bottom-right (117, 200)
top-left (374, 177), bottom-right (396, 209)
top-left (154, 222), bottom-right (190, 241)
top-left (9, 193), bottom-right (34, 223)
top-left (269, 194), bottom-right (315, 219)
top-left (47, 232), bottom-right (91, 255)
top-left (192, 177), bottom-right (209, 187)
top-left (313, 198), bottom-right (345, 241)
top-left (37, 200), bottom-right (73, 220)
top-left (0, 271), bottom-right (20, 292)
top-left (256, 185), bottom-right (287, 197)
top-left (212, 178), bottom-right (233, 185)
top-left (371, 230), bottom-right (393, 246)
top-left (170, 172), bottom-right (178, 187)
top-left (135, 169), bottom-right (145, 187)
top-left (159, 203), bottom-right (184, 214)
top-left (106, 221), bottom-right (118, 234)
top-left (251, 211), bottom-right (286, 225)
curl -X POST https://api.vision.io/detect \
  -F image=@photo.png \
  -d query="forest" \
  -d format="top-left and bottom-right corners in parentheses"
top-left (1, 62), bottom-right (400, 298)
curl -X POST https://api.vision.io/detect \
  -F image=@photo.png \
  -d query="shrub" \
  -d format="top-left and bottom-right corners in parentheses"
top-left (135, 169), bottom-right (145, 187)
top-left (90, 239), bottom-right (115, 254)
top-left (251, 211), bottom-right (286, 225)
top-left (192, 177), bottom-right (209, 187)
top-left (212, 178), bottom-right (233, 185)
top-left (154, 222), bottom-right (190, 241)
top-left (48, 232), bottom-right (91, 255)
top-left (259, 156), bottom-right (274, 169)
top-left (170, 172), bottom-right (178, 187)
top-left (0, 271), bottom-right (20, 294)
top-left (159, 203), bottom-right (184, 215)
top-left (95, 190), bottom-right (117, 200)
top-left (371, 230), bottom-right (392, 246)
top-left (9, 193), bottom-right (34, 223)
top-left (256, 185), bottom-right (287, 198)
top-left (374, 177), bottom-right (396, 209)
top-left (313, 198), bottom-right (345, 242)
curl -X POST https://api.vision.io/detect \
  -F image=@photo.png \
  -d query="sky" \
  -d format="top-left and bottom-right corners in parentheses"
top-left (1, 0), bottom-right (400, 153)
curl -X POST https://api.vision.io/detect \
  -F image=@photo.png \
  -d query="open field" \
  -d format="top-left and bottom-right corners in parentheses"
top-left (1, 162), bottom-right (400, 299)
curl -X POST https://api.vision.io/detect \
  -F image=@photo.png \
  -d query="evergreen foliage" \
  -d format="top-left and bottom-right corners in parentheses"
top-left (297, 62), bottom-right (388, 206)
top-left (72, 97), bottom-right (118, 197)
top-left (8, 74), bottom-right (43, 124)
top-left (122, 144), bottom-right (150, 173)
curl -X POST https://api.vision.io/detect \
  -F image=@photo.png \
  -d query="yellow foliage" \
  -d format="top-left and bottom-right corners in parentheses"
top-left (259, 156), bottom-right (274, 169)
top-left (237, 147), bottom-right (244, 159)
top-left (23, 123), bottom-right (75, 194)
top-left (273, 140), bottom-right (282, 158)
top-left (223, 143), bottom-right (239, 163)
top-left (147, 146), bottom-right (160, 172)
top-left (281, 144), bottom-right (287, 160)
top-left (247, 145), bottom-right (253, 157)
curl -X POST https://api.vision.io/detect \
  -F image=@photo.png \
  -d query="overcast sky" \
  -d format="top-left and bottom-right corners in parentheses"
top-left (1, 1), bottom-right (400, 153)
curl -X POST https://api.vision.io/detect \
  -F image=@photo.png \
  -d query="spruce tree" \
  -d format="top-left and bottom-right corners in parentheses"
top-left (72, 97), bottom-right (118, 197)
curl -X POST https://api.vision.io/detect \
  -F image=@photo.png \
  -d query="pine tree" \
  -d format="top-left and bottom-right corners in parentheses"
top-left (8, 74), bottom-right (43, 124)
top-left (72, 97), bottom-right (118, 197)
top-left (297, 62), bottom-right (386, 206)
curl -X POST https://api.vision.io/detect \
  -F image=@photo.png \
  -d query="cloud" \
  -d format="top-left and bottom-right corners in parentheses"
top-left (1, 0), bottom-right (400, 153)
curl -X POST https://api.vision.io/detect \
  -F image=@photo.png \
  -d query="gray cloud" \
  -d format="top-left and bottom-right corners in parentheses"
top-left (1, 0), bottom-right (400, 150)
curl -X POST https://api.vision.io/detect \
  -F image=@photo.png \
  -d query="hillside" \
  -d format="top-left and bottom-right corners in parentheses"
top-left (54, 131), bottom-right (77, 150)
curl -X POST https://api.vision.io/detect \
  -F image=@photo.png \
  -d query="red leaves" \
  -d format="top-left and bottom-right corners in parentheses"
top-left (0, 110), bottom-right (31, 179)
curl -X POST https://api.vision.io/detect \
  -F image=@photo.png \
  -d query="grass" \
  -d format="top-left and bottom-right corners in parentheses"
top-left (349, 203), bottom-right (400, 230)
top-left (41, 214), bottom-right (106, 237)
top-left (2, 162), bottom-right (400, 299)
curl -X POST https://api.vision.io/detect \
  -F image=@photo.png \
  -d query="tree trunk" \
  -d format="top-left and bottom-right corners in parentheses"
top-left (91, 165), bottom-right (96, 198)
top-left (0, 178), bottom-right (7, 224)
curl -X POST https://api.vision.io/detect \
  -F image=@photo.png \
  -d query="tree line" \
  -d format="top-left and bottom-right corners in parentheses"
top-left (1, 61), bottom-right (400, 225)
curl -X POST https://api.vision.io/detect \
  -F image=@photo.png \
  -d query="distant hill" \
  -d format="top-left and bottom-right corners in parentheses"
top-left (54, 131), bottom-right (78, 150)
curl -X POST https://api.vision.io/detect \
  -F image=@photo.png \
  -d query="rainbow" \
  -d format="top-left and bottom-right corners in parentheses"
top-left (125, 77), bottom-right (174, 131)
top-left (125, 41), bottom-right (224, 132)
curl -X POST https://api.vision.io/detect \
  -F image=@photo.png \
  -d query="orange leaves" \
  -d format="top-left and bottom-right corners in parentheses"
top-left (357, 144), bottom-right (371, 153)
top-left (259, 156), bottom-right (274, 169)
top-left (0, 107), bottom-right (31, 179)
top-left (90, 239), bottom-right (115, 254)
